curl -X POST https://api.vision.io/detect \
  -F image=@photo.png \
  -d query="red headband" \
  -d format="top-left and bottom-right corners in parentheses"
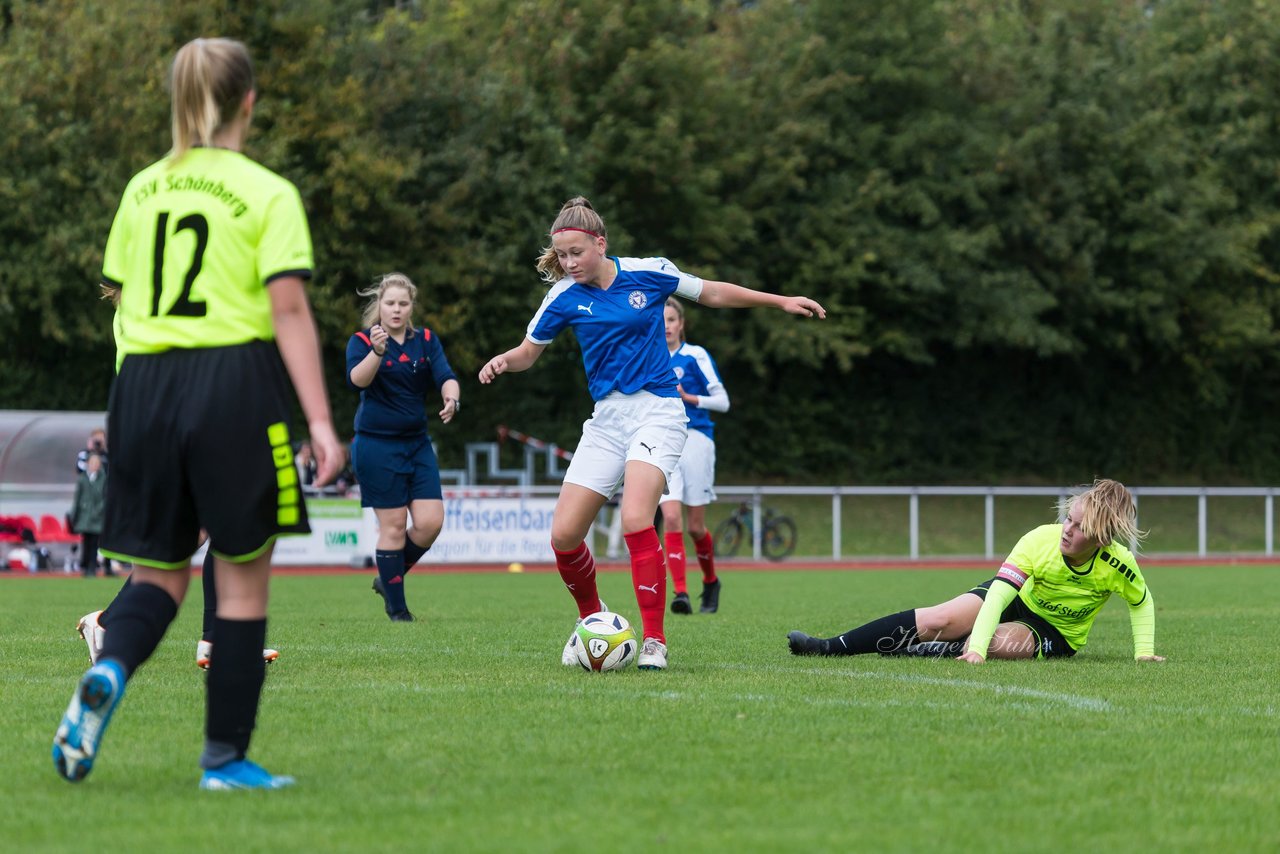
top-left (551, 227), bottom-right (602, 238)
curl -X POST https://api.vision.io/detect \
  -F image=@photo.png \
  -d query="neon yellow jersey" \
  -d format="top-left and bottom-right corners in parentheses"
top-left (999, 524), bottom-right (1149, 650)
top-left (101, 148), bottom-right (313, 354)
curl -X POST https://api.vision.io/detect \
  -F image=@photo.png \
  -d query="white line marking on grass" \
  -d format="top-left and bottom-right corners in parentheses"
top-left (714, 662), bottom-right (1114, 711)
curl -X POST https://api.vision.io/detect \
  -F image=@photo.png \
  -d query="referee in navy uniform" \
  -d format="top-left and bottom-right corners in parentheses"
top-left (347, 272), bottom-right (460, 622)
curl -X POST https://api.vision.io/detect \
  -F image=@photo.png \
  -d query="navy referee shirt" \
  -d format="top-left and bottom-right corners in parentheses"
top-left (346, 326), bottom-right (457, 439)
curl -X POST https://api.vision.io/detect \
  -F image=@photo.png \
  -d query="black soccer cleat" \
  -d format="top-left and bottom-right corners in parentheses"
top-left (670, 592), bottom-right (692, 614)
top-left (388, 610), bottom-right (416, 623)
top-left (371, 576), bottom-right (393, 615)
top-left (788, 631), bottom-right (829, 656)
top-left (699, 579), bottom-right (721, 613)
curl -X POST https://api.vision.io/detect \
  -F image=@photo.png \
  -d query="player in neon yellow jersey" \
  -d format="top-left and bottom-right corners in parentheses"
top-left (788, 479), bottom-right (1166, 664)
top-left (52, 37), bottom-right (344, 791)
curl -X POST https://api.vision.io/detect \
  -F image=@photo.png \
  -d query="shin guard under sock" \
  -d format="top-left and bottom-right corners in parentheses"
top-left (553, 542), bottom-right (601, 618)
top-left (202, 617), bottom-right (267, 768)
top-left (98, 575), bottom-right (135, 627)
top-left (693, 531), bottom-right (717, 584)
top-left (626, 527), bottom-right (665, 643)
top-left (402, 537), bottom-right (429, 573)
top-left (97, 581), bottom-right (180, 677)
top-left (827, 609), bottom-right (919, 655)
top-left (664, 530), bottom-right (688, 595)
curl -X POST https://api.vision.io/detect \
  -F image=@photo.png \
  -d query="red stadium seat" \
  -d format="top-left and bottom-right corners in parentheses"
top-left (40, 514), bottom-right (78, 543)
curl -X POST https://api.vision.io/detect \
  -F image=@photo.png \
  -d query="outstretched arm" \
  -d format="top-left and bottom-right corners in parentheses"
top-left (696, 280), bottom-right (826, 318)
top-left (479, 338), bottom-right (547, 384)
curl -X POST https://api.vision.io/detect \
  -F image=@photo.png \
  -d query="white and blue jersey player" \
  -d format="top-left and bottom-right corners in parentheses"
top-left (658, 297), bottom-right (728, 616)
top-left (478, 196), bottom-right (826, 671)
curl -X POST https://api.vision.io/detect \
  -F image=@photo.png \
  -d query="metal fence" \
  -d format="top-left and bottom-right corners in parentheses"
top-left (710, 484), bottom-right (1280, 561)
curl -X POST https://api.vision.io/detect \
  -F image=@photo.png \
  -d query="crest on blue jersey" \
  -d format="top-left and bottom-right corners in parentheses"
top-left (628, 291), bottom-right (647, 309)
top-left (673, 366), bottom-right (685, 379)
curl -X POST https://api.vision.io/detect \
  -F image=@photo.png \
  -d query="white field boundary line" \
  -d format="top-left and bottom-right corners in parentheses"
top-left (713, 662), bottom-right (1280, 719)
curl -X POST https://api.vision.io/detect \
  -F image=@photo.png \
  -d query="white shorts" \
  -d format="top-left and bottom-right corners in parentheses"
top-left (563, 391), bottom-right (688, 499)
top-left (660, 429), bottom-right (717, 507)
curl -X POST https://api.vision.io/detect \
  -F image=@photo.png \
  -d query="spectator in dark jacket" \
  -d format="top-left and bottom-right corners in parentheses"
top-left (70, 453), bottom-right (110, 577)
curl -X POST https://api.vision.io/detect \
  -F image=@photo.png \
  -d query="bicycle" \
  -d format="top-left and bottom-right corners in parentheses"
top-left (713, 501), bottom-right (798, 560)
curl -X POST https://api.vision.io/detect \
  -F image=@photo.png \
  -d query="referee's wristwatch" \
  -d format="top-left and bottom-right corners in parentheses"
top-left (446, 397), bottom-right (461, 413)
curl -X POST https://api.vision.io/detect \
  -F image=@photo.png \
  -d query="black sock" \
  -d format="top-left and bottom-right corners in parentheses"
top-left (375, 550), bottom-right (407, 613)
top-left (203, 616), bottom-right (267, 769)
top-left (827, 609), bottom-right (919, 655)
top-left (97, 581), bottom-right (179, 677)
top-left (402, 537), bottom-right (429, 573)
top-left (201, 549), bottom-right (216, 641)
top-left (98, 575), bottom-right (135, 627)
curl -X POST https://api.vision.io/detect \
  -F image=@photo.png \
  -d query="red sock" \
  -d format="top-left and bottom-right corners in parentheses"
top-left (664, 530), bottom-right (688, 595)
top-left (693, 531), bottom-right (717, 583)
top-left (553, 541), bottom-right (601, 618)
top-left (625, 527), bottom-right (665, 643)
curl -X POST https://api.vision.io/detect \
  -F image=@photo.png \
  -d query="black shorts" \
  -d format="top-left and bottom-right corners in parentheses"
top-left (969, 579), bottom-right (1076, 659)
top-left (101, 341), bottom-right (310, 568)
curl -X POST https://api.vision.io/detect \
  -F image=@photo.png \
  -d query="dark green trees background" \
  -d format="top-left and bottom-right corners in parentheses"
top-left (3, 0), bottom-right (1278, 483)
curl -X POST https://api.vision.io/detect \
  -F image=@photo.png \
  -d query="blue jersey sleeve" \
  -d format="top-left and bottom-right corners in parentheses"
top-left (527, 281), bottom-right (575, 344)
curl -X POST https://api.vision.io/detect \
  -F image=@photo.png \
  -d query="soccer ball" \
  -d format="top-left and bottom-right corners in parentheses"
top-left (572, 611), bottom-right (638, 672)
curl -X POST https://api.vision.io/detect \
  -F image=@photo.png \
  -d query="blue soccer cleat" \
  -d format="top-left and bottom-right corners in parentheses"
top-left (53, 660), bottom-right (127, 782)
top-left (200, 758), bottom-right (296, 791)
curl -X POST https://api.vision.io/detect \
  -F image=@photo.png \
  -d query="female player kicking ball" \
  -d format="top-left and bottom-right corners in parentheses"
top-left (788, 479), bottom-right (1166, 664)
top-left (479, 196), bottom-right (824, 670)
top-left (52, 37), bottom-right (343, 791)
top-left (346, 272), bottom-right (460, 621)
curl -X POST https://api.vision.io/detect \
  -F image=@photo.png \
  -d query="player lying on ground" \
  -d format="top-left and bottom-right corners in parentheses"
top-left (788, 479), bottom-right (1166, 664)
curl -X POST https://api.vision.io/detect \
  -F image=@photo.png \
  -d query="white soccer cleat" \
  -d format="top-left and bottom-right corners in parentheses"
top-left (75, 611), bottom-right (105, 665)
top-left (637, 637), bottom-right (668, 670)
top-left (561, 598), bottom-right (607, 666)
top-left (196, 640), bottom-right (280, 670)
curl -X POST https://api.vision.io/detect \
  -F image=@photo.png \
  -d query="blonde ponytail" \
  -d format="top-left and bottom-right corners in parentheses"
top-left (169, 38), bottom-right (254, 163)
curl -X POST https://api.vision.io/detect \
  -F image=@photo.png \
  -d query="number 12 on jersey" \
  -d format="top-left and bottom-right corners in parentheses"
top-left (151, 211), bottom-right (208, 317)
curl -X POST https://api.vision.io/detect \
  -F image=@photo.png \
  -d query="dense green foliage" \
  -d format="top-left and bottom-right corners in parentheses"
top-left (4, 566), bottom-right (1279, 850)
top-left (3, 0), bottom-right (1279, 483)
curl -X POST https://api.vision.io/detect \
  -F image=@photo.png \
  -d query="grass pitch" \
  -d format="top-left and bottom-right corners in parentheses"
top-left (3, 564), bottom-right (1278, 852)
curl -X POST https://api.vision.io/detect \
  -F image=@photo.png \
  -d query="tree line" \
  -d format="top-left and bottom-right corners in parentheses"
top-left (2, 0), bottom-right (1278, 483)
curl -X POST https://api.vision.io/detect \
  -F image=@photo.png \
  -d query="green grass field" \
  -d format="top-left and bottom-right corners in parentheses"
top-left (3, 565), bottom-right (1279, 853)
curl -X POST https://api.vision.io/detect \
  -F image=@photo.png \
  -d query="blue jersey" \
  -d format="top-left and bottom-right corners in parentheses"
top-left (527, 257), bottom-right (703, 401)
top-left (670, 343), bottom-right (724, 440)
top-left (346, 326), bottom-right (457, 439)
